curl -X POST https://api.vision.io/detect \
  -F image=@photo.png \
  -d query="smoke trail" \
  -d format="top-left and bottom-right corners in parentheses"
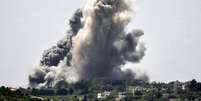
top-left (29, 0), bottom-right (148, 88)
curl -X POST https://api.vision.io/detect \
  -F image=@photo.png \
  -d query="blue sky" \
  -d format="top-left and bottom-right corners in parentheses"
top-left (0, 0), bottom-right (201, 87)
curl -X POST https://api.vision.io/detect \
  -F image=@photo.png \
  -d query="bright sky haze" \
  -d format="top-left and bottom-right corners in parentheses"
top-left (0, 0), bottom-right (201, 87)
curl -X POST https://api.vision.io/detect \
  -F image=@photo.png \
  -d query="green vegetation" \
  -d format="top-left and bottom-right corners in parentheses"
top-left (0, 86), bottom-right (50, 101)
top-left (0, 79), bottom-right (201, 101)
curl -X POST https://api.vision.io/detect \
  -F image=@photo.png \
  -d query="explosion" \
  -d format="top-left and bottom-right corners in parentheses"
top-left (29, 0), bottom-right (148, 88)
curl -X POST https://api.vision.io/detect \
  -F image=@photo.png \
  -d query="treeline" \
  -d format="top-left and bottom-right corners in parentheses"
top-left (0, 86), bottom-right (50, 101)
top-left (1, 79), bottom-right (201, 101)
top-left (145, 79), bottom-right (201, 101)
top-left (0, 86), bottom-right (28, 100)
top-left (186, 79), bottom-right (201, 92)
top-left (29, 79), bottom-right (201, 101)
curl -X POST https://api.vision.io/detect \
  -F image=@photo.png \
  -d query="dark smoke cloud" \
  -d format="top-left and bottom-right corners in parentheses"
top-left (40, 36), bottom-right (70, 66)
top-left (29, 68), bottom-right (46, 87)
top-left (40, 9), bottom-right (83, 67)
top-left (29, 0), bottom-right (148, 88)
top-left (69, 9), bottom-right (83, 35)
top-left (124, 29), bottom-right (145, 63)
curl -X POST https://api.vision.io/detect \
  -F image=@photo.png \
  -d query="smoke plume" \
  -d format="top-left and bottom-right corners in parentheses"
top-left (29, 0), bottom-right (148, 88)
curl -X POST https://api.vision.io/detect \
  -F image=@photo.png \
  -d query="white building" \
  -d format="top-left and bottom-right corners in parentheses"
top-left (97, 91), bottom-right (111, 99)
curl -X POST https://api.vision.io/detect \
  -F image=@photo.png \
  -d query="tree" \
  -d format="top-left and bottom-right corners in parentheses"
top-left (189, 79), bottom-right (197, 91)
top-left (197, 82), bottom-right (201, 91)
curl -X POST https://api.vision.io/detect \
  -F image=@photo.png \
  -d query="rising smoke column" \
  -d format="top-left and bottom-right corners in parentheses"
top-left (29, 0), bottom-right (148, 88)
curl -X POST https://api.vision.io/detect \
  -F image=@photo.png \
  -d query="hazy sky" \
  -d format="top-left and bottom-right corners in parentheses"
top-left (0, 0), bottom-right (201, 87)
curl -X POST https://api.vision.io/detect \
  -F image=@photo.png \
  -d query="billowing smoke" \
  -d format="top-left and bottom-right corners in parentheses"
top-left (39, 9), bottom-right (82, 67)
top-left (29, 0), bottom-right (148, 88)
